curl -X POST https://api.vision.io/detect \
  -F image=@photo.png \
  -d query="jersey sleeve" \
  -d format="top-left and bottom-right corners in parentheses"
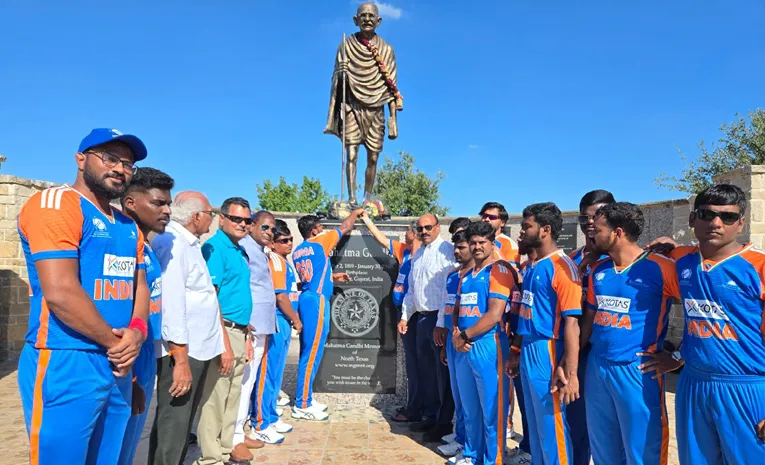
top-left (656, 256), bottom-right (681, 300)
top-left (489, 263), bottom-right (515, 302)
top-left (201, 240), bottom-right (225, 287)
top-left (18, 189), bottom-right (83, 261)
top-left (316, 228), bottom-right (342, 256)
top-left (669, 245), bottom-right (697, 261)
top-left (586, 272), bottom-right (596, 310)
top-left (136, 228), bottom-right (146, 269)
top-left (553, 257), bottom-right (583, 317)
top-left (269, 254), bottom-right (288, 293)
top-left (390, 240), bottom-right (411, 265)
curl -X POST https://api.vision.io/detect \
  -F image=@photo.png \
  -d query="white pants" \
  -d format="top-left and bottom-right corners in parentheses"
top-left (233, 334), bottom-right (266, 445)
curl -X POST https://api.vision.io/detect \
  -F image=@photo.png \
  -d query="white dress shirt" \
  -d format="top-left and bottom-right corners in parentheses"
top-left (151, 220), bottom-right (224, 361)
top-left (401, 235), bottom-right (456, 327)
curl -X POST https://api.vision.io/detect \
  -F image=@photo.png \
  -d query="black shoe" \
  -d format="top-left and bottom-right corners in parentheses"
top-left (188, 433), bottom-right (197, 444)
top-left (423, 425), bottom-right (454, 443)
top-left (409, 420), bottom-right (436, 432)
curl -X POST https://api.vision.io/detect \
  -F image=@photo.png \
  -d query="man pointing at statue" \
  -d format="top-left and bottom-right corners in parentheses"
top-left (324, 1), bottom-right (403, 204)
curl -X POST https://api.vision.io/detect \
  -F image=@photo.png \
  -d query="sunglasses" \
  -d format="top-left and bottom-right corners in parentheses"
top-left (222, 213), bottom-right (253, 225)
top-left (577, 214), bottom-right (595, 224)
top-left (416, 224), bottom-right (436, 233)
top-left (481, 213), bottom-right (500, 221)
top-left (694, 208), bottom-right (742, 225)
top-left (275, 237), bottom-right (294, 244)
top-left (259, 224), bottom-right (278, 234)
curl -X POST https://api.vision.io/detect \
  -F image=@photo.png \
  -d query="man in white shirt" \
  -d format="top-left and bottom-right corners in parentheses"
top-left (400, 214), bottom-right (457, 442)
top-left (148, 191), bottom-right (225, 465)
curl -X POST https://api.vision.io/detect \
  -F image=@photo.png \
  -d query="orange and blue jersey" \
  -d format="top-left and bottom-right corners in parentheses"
top-left (517, 250), bottom-right (583, 341)
top-left (293, 228), bottom-right (341, 298)
top-left (570, 246), bottom-right (608, 305)
top-left (443, 266), bottom-right (467, 331)
top-left (19, 186), bottom-right (145, 350)
top-left (145, 244), bottom-right (162, 342)
top-left (390, 240), bottom-right (413, 308)
top-left (586, 253), bottom-right (680, 362)
top-left (494, 233), bottom-right (520, 267)
top-left (389, 239), bottom-right (412, 266)
top-left (269, 253), bottom-right (299, 314)
top-left (457, 261), bottom-right (517, 338)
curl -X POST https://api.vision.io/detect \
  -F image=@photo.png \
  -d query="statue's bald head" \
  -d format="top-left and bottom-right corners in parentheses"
top-left (354, 2), bottom-right (382, 34)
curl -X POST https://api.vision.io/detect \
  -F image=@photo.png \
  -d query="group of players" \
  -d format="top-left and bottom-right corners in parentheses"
top-left (371, 190), bottom-right (765, 465)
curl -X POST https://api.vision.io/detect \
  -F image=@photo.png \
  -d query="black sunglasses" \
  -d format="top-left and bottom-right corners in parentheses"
top-left (275, 237), bottom-right (294, 244)
top-left (416, 224), bottom-right (436, 233)
top-left (222, 213), bottom-right (253, 225)
top-left (694, 208), bottom-right (742, 225)
top-left (259, 224), bottom-right (278, 234)
top-left (577, 214), bottom-right (595, 224)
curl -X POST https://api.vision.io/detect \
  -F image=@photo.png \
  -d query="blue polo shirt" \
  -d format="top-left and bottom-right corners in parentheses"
top-left (202, 230), bottom-right (253, 326)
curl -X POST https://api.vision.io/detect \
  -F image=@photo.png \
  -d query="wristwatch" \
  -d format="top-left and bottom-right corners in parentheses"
top-left (459, 330), bottom-right (470, 343)
top-left (671, 351), bottom-right (683, 362)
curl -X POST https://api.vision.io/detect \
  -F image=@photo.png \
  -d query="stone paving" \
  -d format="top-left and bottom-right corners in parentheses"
top-left (0, 356), bottom-right (681, 465)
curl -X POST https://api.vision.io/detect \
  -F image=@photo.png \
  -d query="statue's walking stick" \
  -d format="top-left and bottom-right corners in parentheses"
top-left (340, 32), bottom-right (347, 202)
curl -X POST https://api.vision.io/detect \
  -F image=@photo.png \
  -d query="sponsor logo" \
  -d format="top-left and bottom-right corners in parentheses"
top-left (91, 218), bottom-right (110, 239)
top-left (681, 268), bottom-right (692, 280)
top-left (595, 272), bottom-right (606, 281)
top-left (446, 294), bottom-right (457, 305)
top-left (521, 290), bottom-right (534, 307)
top-left (103, 255), bottom-right (136, 277)
top-left (150, 277), bottom-right (162, 298)
top-left (93, 218), bottom-right (107, 231)
top-left (596, 295), bottom-right (631, 313)
top-left (460, 292), bottom-right (478, 305)
top-left (396, 273), bottom-right (406, 284)
top-left (684, 299), bottom-right (730, 321)
top-left (331, 288), bottom-right (379, 337)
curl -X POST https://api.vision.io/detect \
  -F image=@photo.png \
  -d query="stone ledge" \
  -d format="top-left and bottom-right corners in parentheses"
top-left (0, 175), bottom-right (58, 191)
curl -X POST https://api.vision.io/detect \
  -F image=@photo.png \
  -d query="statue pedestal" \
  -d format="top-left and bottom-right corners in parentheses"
top-left (311, 221), bottom-right (411, 407)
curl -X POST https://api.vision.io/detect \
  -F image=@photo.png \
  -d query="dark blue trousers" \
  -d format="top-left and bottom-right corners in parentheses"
top-left (513, 373), bottom-right (531, 453)
top-left (416, 311), bottom-right (441, 421)
top-left (402, 312), bottom-right (422, 419)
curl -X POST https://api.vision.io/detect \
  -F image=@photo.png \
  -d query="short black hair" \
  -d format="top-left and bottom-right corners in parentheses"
top-left (694, 184), bottom-right (747, 214)
top-left (465, 221), bottom-right (496, 242)
top-left (579, 190), bottom-right (616, 211)
top-left (253, 210), bottom-right (274, 223)
top-left (274, 219), bottom-right (291, 239)
top-left (123, 167), bottom-right (174, 197)
top-left (451, 229), bottom-right (468, 244)
top-left (522, 202), bottom-right (563, 241)
top-left (221, 197), bottom-right (250, 214)
top-left (479, 202), bottom-right (509, 222)
top-left (595, 202), bottom-right (644, 242)
top-left (298, 215), bottom-right (321, 239)
top-left (449, 217), bottom-right (471, 234)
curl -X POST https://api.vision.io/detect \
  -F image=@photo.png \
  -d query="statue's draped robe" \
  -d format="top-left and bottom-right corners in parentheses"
top-left (325, 34), bottom-right (398, 153)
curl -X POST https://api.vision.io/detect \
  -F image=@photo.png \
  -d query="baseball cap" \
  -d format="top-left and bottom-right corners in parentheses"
top-left (78, 128), bottom-right (148, 162)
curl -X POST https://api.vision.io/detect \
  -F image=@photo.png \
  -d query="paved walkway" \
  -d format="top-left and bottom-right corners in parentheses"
top-left (0, 354), bottom-right (681, 465)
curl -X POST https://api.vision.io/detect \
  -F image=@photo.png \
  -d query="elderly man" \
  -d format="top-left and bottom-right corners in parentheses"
top-left (149, 191), bottom-right (223, 465)
top-left (400, 214), bottom-right (457, 442)
top-left (198, 197), bottom-right (255, 465)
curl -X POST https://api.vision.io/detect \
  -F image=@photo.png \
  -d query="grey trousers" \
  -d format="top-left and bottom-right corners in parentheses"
top-left (148, 355), bottom-right (212, 465)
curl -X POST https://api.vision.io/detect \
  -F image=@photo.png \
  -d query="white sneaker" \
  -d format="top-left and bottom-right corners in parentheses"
top-left (441, 432), bottom-right (456, 444)
top-left (276, 408), bottom-right (284, 416)
top-left (454, 457), bottom-right (474, 465)
top-left (506, 447), bottom-right (532, 464)
top-left (291, 405), bottom-right (329, 421)
top-left (273, 419), bottom-right (293, 434)
top-left (277, 396), bottom-right (290, 407)
top-left (248, 426), bottom-right (285, 445)
top-left (437, 441), bottom-right (463, 457)
top-left (448, 452), bottom-right (464, 464)
top-left (506, 426), bottom-right (521, 440)
top-left (310, 400), bottom-right (328, 412)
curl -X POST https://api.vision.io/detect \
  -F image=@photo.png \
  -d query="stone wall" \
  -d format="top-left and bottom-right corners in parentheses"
top-left (0, 175), bottom-right (59, 360)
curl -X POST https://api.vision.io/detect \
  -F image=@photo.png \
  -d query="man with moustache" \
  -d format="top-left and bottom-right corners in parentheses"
top-left (17, 128), bottom-right (150, 465)
top-left (149, 191), bottom-right (224, 465)
top-left (480, 202), bottom-right (520, 267)
top-left (117, 167), bottom-right (174, 465)
top-left (401, 214), bottom-right (456, 441)
top-left (198, 197), bottom-right (255, 465)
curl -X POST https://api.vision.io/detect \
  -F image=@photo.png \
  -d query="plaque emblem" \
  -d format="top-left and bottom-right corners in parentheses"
top-left (332, 288), bottom-right (379, 337)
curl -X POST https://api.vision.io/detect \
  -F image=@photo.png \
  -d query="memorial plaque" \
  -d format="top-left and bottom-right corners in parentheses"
top-left (558, 223), bottom-right (579, 254)
top-left (314, 233), bottom-right (399, 394)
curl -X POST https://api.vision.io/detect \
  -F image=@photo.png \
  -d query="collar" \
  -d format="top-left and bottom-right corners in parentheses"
top-left (168, 220), bottom-right (200, 247)
top-left (214, 229), bottom-right (242, 250)
top-left (424, 235), bottom-right (444, 250)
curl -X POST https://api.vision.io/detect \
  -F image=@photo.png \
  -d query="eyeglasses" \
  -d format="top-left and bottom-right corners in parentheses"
top-left (259, 224), bottom-right (278, 234)
top-left (694, 208), bottom-right (742, 225)
top-left (577, 214), bottom-right (595, 224)
top-left (275, 237), bottom-right (294, 244)
top-left (416, 224), bottom-right (436, 233)
top-left (86, 151), bottom-right (137, 175)
top-left (200, 210), bottom-right (217, 218)
top-left (481, 213), bottom-right (500, 221)
top-left (222, 213), bottom-right (253, 225)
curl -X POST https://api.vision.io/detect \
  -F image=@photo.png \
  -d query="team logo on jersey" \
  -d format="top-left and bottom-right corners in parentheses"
top-left (595, 272), bottom-right (606, 281)
top-left (684, 299), bottom-right (730, 321)
top-left (103, 255), bottom-right (136, 277)
top-left (681, 268), bottom-right (692, 280)
top-left (596, 295), bottom-right (631, 313)
top-left (460, 292), bottom-right (479, 305)
top-left (521, 290), bottom-right (534, 307)
top-left (150, 277), bottom-right (162, 297)
top-left (130, 230), bottom-right (137, 239)
top-left (92, 218), bottom-right (111, 238)
top-left (723, 279), bottom-right (739, 291)
top-left (331, 288), bottom-right (379, 337)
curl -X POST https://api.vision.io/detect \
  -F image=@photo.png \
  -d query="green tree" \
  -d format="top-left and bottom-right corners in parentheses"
top-left (655, 108), bottom-right (765, 193)
top-left (255, 176), bottom-right (334, 213)
top-left (373, 151), bottom-right (448, 216)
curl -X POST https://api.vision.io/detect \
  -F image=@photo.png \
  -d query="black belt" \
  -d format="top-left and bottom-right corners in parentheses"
top-left (222, 319), bottom-right (248, 332)
top-left (419, 309), bottom-right (439, 314)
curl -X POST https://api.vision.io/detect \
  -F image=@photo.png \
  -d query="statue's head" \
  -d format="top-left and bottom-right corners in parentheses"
top-left (354, 2), bottom-right (382, 34)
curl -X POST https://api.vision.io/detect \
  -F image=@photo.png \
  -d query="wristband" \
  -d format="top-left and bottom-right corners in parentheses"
top-left (129, 317), bottom-right (148, 340)
top-left (510, 345), bottom-right (521, 354)
top-left (167, 346), bottom-right (186, 357)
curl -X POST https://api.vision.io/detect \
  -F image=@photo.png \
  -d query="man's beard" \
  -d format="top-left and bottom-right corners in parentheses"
top-left (521, 232), bottom-right (543, 251)
top-left (83, 165), bottom-right (127, 200)
top-left (592, 235), bottom-right (616, 256)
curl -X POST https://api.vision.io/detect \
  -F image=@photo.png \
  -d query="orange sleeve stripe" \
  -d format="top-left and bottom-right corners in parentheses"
top-left (302, 297), bottom-right (326, 408)
top-left (253, 336), bottom-right (270, 430)
top-left (36, 299), bottom-right (51, 349)
top-left (670, 246), bottom-right (697, 261)
top-left (740, 249), bottom-right (765, 300)
top-left (548, 340), bottom-right (570, 465)
top-left (20, 189), bottom-right (83, 259)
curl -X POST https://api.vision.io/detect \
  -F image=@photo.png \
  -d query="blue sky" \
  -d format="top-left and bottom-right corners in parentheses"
top-left (1, 0), bottom-right (764, 215)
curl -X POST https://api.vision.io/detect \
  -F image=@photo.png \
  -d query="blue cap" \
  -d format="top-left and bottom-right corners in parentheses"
top-left (78, 128), bottom-right (148, 162)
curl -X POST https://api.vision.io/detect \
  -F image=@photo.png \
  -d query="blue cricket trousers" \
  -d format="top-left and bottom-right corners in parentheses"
top-left (118, 343), bottom-right (157, 465)
top-left (296, 292), bottom-right (329, 409)
top-left (446, 335), bottom-right (466, 446)
top-left (567, 343), bottom-right (591, 465)
top-left (250, 315), bottom-right (292, 430)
